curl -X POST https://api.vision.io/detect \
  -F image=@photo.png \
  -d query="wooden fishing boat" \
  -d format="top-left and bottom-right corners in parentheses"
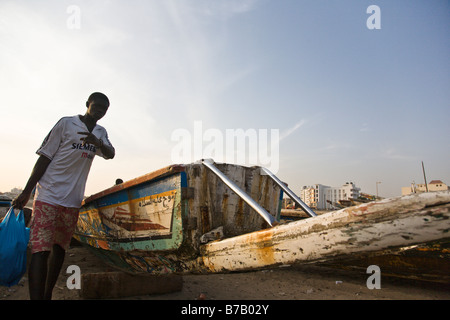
top-left (74, 160), bottom-right (450, 277)
top-left (0, 195), bottom-right (12, 220)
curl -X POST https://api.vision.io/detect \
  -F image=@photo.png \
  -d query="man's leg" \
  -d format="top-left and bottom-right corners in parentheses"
top-left (44, 244), bottom-right (66, 300)
top-left (28, 201), bottom-right (56, 299)
top-left (28, 251), bottom-right (50, 300)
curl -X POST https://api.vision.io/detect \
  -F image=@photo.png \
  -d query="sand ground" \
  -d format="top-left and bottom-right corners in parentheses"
top-left (1, 243), bottom-right (449, 301)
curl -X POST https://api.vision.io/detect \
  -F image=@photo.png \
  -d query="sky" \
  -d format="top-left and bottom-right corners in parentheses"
top-left (0, 0), bottom-right (449, 199)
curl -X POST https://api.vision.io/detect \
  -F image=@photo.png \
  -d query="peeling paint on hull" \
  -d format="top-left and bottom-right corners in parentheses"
top-left (201, 192), bottom-right (450, 273)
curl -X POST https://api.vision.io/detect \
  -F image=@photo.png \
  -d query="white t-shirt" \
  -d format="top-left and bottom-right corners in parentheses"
top-left (34, 115), bottom-right (114, 208)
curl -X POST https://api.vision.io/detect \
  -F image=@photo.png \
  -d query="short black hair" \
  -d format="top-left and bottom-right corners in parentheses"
top-left (88, 92), bottom-right (109, 106)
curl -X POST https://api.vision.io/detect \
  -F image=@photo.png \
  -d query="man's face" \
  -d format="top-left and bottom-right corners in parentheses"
top-left (87, 99), bottom-right (109, 120)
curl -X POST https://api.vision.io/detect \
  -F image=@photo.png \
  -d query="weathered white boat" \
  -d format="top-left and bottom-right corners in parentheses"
top-left (74, 160), bottom-right (450, 276)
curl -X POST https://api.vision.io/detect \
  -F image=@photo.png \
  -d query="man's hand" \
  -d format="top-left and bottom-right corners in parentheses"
top-left (78, 131), bottom-right (115, 159)
top-left (78, 131), bottom-right (102, 147)
top-left (12, 191), bottom-right (31, 210)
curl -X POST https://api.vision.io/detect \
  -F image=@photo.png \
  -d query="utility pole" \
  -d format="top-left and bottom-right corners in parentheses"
top-left (376, 181), bottom-right (381, 199)
top-left (422, 161), bottom-right (428, 192)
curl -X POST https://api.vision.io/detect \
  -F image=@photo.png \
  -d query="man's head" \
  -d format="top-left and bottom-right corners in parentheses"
top-left (86, 92), bottom-right (110, 121)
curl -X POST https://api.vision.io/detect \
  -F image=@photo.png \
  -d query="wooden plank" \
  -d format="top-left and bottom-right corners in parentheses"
top-left (80, 272), bottom-right (183, 299)
top-left (82, 164), bottom-right (185, 204)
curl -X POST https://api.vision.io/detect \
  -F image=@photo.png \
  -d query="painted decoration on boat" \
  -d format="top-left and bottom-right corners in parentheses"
top-left (75, 172), bottom-right (185, 252)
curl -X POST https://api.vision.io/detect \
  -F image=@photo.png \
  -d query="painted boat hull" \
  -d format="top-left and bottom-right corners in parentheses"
top-left (74, 162), bottom-right (283, 274)
top-left (74, 163), bottom-right (450, 276)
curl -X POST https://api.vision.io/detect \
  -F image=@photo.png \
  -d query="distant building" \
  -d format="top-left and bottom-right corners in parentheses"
top-left (401, 180), bottom-right (449, 195)
top-left (299, 186), bottom-right (316, 208)
top-left (300, 182), bottom-right (361, 210)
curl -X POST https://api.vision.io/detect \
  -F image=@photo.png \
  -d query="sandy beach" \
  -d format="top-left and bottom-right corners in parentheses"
top-left (1, 242), bottom-right (449, 301)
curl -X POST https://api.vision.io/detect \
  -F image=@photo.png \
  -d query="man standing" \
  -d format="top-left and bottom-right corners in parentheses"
top-left (12, 92), bottom-right (115, 299)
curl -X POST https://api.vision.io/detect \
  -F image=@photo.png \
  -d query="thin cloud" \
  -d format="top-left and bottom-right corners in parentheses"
top-left (360, 123), bottom-right (370, 132)
top-left (198, 0), bottom-right (261, 19)
top-left (280, 120), bottom-right (306, 141)
top-left (381, 147), bottom-right (414, 161)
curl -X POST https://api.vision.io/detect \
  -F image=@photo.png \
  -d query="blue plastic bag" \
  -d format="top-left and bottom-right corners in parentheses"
top-left (0, 207), bottom-right (30, 287)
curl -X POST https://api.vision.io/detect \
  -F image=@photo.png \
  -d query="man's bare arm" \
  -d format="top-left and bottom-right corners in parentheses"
top-left (12, 155), bottom-right (51, 209)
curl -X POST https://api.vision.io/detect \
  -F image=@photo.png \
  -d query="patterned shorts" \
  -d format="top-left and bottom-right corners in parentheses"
top-left (30, 200), bottom-right (79, 254)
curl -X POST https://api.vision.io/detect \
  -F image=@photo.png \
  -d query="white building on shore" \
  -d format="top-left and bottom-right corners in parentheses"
top-left (300, 182), bottom-right (361, 210)
top-left (401, 180), bottom-right (448, 195)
